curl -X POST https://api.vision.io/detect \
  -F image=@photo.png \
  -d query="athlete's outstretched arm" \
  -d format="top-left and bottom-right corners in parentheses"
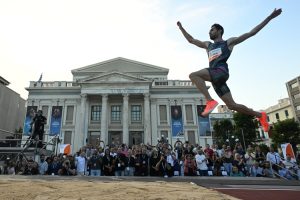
top-left (227, 8), bottom-right (282, 47)
top-left (177, 21), bottom-right (210, 49)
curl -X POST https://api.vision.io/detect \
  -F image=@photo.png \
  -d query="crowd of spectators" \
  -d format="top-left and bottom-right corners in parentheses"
top-left (1, 140), bottom-right (299, 180)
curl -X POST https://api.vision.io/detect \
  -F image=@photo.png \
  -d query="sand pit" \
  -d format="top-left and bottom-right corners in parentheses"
top-left (0, 176), bottom-right (239, 200)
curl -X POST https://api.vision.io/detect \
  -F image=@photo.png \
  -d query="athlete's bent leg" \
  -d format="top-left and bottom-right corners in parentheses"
top-left (220, 92), bottom-right (261, 117)
top-left (189, 69), bottom-right (213, 101)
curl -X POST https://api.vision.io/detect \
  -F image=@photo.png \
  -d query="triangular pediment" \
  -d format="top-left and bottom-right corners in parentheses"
top-left (72, 57), bottom-right (169, 74)
top-left (79, 71), bottom-right (151, 83)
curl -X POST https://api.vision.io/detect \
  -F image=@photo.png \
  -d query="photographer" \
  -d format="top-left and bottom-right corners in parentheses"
top-left (58, 160), bottom-right (76, 176)
top-left (30, 110), bottom-right (47, 148)
top-left (155, 154), bottom-right (172, 177)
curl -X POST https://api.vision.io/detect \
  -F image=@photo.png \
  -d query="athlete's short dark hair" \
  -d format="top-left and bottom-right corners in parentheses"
top-left (212, 23), bottom-right (224, 36)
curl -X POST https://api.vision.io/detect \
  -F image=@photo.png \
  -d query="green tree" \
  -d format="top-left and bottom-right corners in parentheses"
top-left (271, 119), bottom-right (300, 150)
top-left (233, 112), bottom-right (257, 148)
top-left (213, 119), bottom-right (234, 147)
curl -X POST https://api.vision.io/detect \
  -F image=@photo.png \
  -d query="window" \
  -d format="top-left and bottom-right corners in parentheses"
top-left (66, 106), bottom-right (74, 124)
top-left (275, 113), bottom-right (280, 120)
top-left (294, 93), bottom-right (300, 99)
top-left (64, 131), bottom-right (72, 144)
top-left (111, 105), bottom-right (121, 122)
top-left (291, 82), bottom-right (299, 89)
top-left (91, 105), bottom-right (101, 121)
top-left (159, 105), bottom-right (167, 124)
top-left (131, 105), bottom-right (142, 122)
top-left (285, 110), bottom-right (289, 118)
top-left (41, 105), bottom-right (49, 119)
top-left (185, 105), bottom-right (193, 124)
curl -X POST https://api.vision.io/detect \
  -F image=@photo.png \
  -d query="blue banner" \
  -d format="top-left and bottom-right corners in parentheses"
top-left (50, 106), bottom-right (63, 136)
top-left (171, 106), bottom-right (183, 137)
top-left (197, 105), bottom-right (211, 136)
top-left (23, 106), bottom-right (38, 136)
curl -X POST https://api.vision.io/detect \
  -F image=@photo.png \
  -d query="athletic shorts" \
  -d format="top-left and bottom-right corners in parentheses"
top-left (207, 66), bottom-right (230, 97)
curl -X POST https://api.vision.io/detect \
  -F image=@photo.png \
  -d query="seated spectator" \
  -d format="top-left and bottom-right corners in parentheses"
top-left (232, 153), bottom-right (246, 175)
top-left (250, 161), bottom-right (264, 177)
top-left (213, 156), bottom-right (223, 176)
top-left (222, 146), bottom-right (233, 175)
top-left (58, 160), bottom-right (76, 176)
top-left (263, 162), bottom-right (275, 178)
top-left (278, 162), bottom-right (294, 180)
top-left (184, 154), bottom-right (196, 176)
top-left (230, 166), bottom-right (245, 177)
top-left (149, 149), bottom-right (160, 176)
top-left (266, 147), bottom-right (281, 172)
top-left (7, 161), bottom-right (15, 175)
top-left (47, 156), bottom-right (61, 175)
top-left (255, 146), bottom-right (265, 165)
top-left (114, 147), bottom-right (126, 176)
top-left (38, 154), bottom-right (49, 175)
top-left (22, 159), bottom-right (39, 175)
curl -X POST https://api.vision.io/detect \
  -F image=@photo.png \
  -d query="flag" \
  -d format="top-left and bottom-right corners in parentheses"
top-left (37, 73), bottom-right (43, 82)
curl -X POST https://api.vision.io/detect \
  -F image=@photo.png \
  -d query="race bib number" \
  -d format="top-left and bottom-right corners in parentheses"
top-left (209, 48), bottom-right (222, 62)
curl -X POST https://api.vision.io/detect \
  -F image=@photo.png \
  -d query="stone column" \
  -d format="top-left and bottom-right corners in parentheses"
top-left (100, 94), bottom-right (108, 145)
top-left (80, 94), bottom-right (87, 147)
top-left (144, 93), bottom-right (151, 144)
top-left (122, 93), bottom-right (129, 145)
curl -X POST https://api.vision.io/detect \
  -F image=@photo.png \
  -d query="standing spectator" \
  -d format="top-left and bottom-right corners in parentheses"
top-left (135, 148), bottom-right (148, 176)
top-left (149, 149), bottom-right (160, 176)
top-left (204, 144), bottom-right (214, 159)
top-left (102, 149), bottom-right (114, 176)
top-left (76, 152), bottom-right (87, 176)
top-left (222, 146), bottom-right (233, 175)
top-left (195, 149), bottom-right (208, 176)
top-left (88, 151), bottom-right (102, 176)
top-left (124, 149), bottom-right (135, 176)
top-left (38, 154), bottom-right (48, 175)
top-left (114, 147), bottom-right (126, 176)
top-left (155, 154), bottom-right (172, 177)
top-left (244, 147), bottom-right (255, 175)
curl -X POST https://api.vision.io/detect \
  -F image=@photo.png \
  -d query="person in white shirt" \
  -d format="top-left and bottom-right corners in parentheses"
top-left (76, 152), bottom-right (86, 176)
top-left (195, 149), bottom-right (208, 176)
top-left (266, 147), bottom-right (281, 171)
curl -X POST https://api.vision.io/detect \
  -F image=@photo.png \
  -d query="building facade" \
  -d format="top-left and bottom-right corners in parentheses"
top-left (286, 75), bottom-right (300, 122)
top-left (25, 58), bottom-right (212, 153)
top-left (265, 98), bottom-right (295, 124)
top-left (0, 76), bottom-right (26, 139)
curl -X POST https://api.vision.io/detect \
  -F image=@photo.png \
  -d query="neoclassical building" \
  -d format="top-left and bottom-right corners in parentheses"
top-left (25, 57), bottom-right (212, 153)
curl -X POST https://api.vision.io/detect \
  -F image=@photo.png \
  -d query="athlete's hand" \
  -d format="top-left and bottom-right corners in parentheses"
top-left (177, 21), bottom-right (182, 28)
top-left (269, 8), bottom-right (282, 19)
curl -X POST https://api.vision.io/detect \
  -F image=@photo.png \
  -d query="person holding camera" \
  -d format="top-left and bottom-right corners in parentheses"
top-left (58, 159), bottom-right (76, 176)
top-left (155, 154), bottom-right (172, 178)
top-left (30, 110), bottom-right (47, 148)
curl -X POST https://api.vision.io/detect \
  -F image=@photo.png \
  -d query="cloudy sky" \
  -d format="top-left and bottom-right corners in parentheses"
top-left (1, 0), bottom-right (299, 111)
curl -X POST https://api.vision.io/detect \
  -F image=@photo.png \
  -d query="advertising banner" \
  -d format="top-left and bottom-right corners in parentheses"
top-left (23, 106), bottom-right (38, 136)
top-left (50, 106), bottom-right (63, 136)
top-left (197, 105), bottom-right (211, 136)
top-left (171, 106), bottom-right (184, 137)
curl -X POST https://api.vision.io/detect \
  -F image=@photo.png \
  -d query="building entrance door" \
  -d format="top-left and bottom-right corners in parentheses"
top-left (109, 131), bottom-right (122, 146)
top-left (187, 130), bottom-right (196, 145)
top-left (88, 132), bottom-right (100, 147)
top-left (129, 131), bottom-right (143, 146)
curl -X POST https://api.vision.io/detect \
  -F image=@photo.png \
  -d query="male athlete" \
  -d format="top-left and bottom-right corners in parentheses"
top-left (177, 8), bottom-right (282, 132)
